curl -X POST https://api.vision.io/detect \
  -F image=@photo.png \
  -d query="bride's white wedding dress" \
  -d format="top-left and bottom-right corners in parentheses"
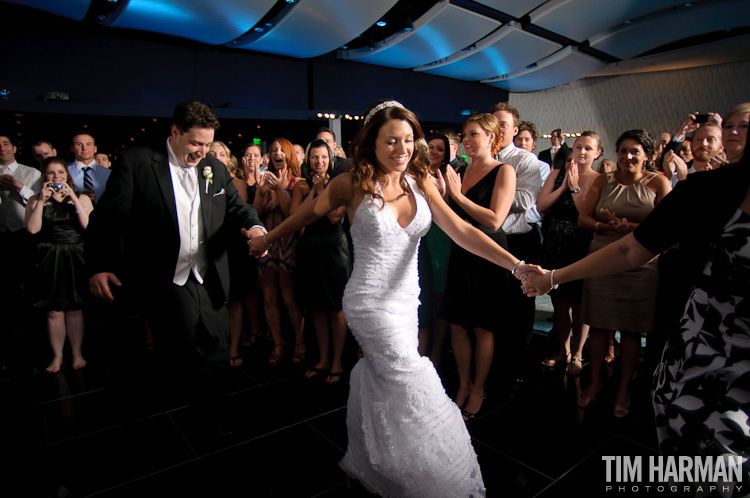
top-left (340, 175), bottom-right (485, 497)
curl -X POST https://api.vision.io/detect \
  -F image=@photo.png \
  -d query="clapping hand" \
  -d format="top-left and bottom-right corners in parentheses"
top-left (433, 169), bottom-right (447, 197)
top-left (444, 165), bottom-right (462, 199)
top-left (311, 173), bottom-right (328, 194)
top-left (567, 161), bottom-right (579, 190)
top-left (0, 174), bottom-right (22, 191)
top-left (600, 208), bottom-right (630, 233)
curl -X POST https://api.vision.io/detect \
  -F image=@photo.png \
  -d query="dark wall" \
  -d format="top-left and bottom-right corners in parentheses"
top-left (0, 3), bottom-right (508, 122)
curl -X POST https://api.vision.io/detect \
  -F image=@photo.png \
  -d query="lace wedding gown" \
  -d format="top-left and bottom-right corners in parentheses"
top-left (340, 175), bottom-right (486, 497)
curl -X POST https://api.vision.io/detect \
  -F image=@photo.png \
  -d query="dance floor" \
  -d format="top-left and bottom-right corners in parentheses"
top-left (1, 298), bottom-right (659, 497)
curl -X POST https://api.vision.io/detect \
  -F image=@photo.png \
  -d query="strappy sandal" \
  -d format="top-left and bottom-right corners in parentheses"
top-left (292, 342), bottom-right (306, 365)
top-left (268, 342), bottom-right (285, 366)
top-left (541, 351), bottom-right (571, 367)
top-left (566, 357), bottom-right (583, 376)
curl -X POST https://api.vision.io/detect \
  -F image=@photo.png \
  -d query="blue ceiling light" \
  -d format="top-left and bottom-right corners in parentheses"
top-left (254, 27), bottom-right (264, 32)
top-left (376, 20), bottom-right (387, 27)
top-left (285, 0), bottom-right (295, 3)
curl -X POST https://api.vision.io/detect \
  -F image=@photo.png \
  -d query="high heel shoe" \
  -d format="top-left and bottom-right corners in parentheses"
top-left (461, 393), bottom-right (487, 422)
top-left (541, 351), bottom-right (571, 367)
top-left (268, 342), bottom-right (285, 366)
top-left (566, 357), bottom-right (583, 376)
top-left (292, 342), bottom-right (306, 365)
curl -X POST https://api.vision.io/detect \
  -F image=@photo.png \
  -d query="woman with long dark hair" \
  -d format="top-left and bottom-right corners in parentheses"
top-left (291, 139), bottom-right (350, 383)
top-left (250, 100), bottom-right (540, 496)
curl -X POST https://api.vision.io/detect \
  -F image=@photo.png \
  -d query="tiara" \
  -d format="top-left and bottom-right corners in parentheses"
top-left (364, 100), bottom-right (405, 125)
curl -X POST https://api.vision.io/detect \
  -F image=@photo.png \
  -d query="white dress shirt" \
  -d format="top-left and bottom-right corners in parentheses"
top-left (166, 138), bottom-right (208, 285)
top-left (0, 161), bottom-right (41, 232)
top-left (526, 159), bottom-right (551, 224)
top-left (496, 144), bottom-right (543, 235)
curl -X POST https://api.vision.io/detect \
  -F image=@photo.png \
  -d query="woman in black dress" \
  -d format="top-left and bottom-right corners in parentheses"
top-left (25, 157), bottom-right (94, 373)
top-left (439, 113), bottom-right (516, 420)
top-left (536, 132), bottom-right (602, 374)
top-left (291, 139), bottom-right (350, 383)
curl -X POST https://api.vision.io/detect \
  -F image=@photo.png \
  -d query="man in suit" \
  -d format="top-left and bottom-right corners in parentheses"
top-left (538, 128), bottom-right (570, 170)
top-left (67, 132), bottom-right (111, 202)
top-left (315, 127), bottom-right (348, 177)
top-left (440, 129), bottom-right (466, 170)
top-left (86, 101), bottom-right (266, 431)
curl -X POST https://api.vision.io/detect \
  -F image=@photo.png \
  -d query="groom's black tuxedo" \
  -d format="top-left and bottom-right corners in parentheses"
top-left (85, 144), bottom-right (263, 402)
top-left (86, 144), bottom-right (261, 305)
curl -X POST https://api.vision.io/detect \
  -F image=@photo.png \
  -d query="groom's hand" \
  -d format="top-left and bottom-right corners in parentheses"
top-left (89, 272), bottom-right (122, 303)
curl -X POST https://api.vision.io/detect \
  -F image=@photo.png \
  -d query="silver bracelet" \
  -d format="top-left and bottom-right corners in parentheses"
top-left (262, 233), bottom-right (273, 248)
top-left (511, 260), bottom-right (525, 275)
top-left (75, 207), bottom-right (87, 214)
top-left (550, 269), bottom-right (559, 290)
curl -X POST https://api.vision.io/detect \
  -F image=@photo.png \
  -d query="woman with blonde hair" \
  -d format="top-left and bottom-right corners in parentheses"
top-left (439, 113), bottom-right (516, 421)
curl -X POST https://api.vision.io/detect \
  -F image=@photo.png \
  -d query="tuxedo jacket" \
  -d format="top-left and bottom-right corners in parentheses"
top-left (85, 145), bottom-right (263, 305)
top-left (538, 142), bottom-right (571, 170)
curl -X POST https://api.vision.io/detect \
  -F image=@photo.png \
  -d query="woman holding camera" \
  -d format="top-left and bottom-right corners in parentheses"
top-left (25, 157), bottom-right (94, 373)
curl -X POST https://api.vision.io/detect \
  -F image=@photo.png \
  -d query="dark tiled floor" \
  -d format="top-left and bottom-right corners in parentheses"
top-left (1, 301), bottom-right (660, 498)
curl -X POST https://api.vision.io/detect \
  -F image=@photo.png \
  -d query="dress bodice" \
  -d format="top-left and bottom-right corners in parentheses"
top-left (40, 201), bottom-right (84, 244)
top-left (348, 175), bottom-right (431, 300)
top-left (594, 173), bottom-right (657, 224)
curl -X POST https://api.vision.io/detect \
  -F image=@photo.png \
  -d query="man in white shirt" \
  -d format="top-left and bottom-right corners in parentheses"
top-left (67, 132), bottom-right (111, 202)
top-left (514, 121), bottom-right (551, 226)
top-left (490, 103), bottom-right (544, 385)
top-left (0, 135), bottom-right (41, 368)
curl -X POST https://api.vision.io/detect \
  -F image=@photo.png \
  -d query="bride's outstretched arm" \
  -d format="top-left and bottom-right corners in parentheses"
top-left (249, 173), bottom-right (352, 254)
top-left (425, 179), bottom-right (542, 278)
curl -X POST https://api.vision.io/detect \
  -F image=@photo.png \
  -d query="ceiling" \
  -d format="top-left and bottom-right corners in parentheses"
top-left (7, 0), bottom-right (750, 93)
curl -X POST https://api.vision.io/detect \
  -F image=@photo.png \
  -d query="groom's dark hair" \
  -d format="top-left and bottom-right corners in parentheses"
top-left (172, 100), bottom-right (220, 133)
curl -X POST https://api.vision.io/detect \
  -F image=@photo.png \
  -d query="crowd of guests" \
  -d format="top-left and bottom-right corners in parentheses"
top-left (1, 102), bottom-right (747, 430)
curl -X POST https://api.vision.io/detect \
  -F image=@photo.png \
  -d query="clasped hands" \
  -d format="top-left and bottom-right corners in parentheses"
top-left (242, 226), bottom-right (269, 258)
top-left (517, 266), bottom-right (556, 297)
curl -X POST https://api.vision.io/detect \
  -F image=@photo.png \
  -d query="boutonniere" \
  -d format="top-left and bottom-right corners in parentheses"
top-left (203, 166), bottom-right (213, 194)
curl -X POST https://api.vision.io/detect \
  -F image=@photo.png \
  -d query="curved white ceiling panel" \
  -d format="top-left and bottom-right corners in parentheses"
top-left (236, 0), bottom-right (398, 58)
top-left (474, 0), bottom-right (546, 19)
top-left (5, 0), bottom-right (90, 21)
top-left (338, 3), bottom-right (500, 69)
top-left (531, 0), bottom-right (686, 43)
top-left (415, 24), bottom-right (559, 81)
top-left (107, 0), bottom-right (276, 45)
top-left (589, 0), bottom-right (750, 60)
top-left (482, 47), bottom-right (607, 92)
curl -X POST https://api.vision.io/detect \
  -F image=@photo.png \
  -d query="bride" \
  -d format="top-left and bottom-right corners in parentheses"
top-left (250, 100), bottom-right (539, 496)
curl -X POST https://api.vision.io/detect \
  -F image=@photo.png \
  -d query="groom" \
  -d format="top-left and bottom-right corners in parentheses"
top-left (86, 101), bottom-right (265, 429)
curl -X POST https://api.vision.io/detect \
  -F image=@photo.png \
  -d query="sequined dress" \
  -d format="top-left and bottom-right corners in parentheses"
top-left (340, 175), bottom-right (485, 497)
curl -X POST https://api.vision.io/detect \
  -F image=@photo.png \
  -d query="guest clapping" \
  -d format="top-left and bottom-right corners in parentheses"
top-left (253, 138), bottom-right (305, 366)
top-left (291, 139), bottom-right (350, 383)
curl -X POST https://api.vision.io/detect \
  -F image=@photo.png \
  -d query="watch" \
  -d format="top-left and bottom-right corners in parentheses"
top-left (570, 187), bottom-right (581, 194)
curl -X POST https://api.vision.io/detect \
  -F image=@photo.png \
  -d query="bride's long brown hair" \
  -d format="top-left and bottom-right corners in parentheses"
top-left (349, 101), bottom-right (430, 205)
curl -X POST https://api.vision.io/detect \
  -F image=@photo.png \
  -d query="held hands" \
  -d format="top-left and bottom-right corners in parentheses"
top-left (89, 272), bottom-right (122, 303)
top-left (243, 227), bottom-right (269, 258)
top-left (520, 269), bottom-right (554, 297)
top-left (444, 165), bottom-right (462, 199)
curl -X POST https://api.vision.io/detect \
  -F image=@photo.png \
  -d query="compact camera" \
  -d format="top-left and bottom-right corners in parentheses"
top-left (49, 183), bottom-right (65, 191)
